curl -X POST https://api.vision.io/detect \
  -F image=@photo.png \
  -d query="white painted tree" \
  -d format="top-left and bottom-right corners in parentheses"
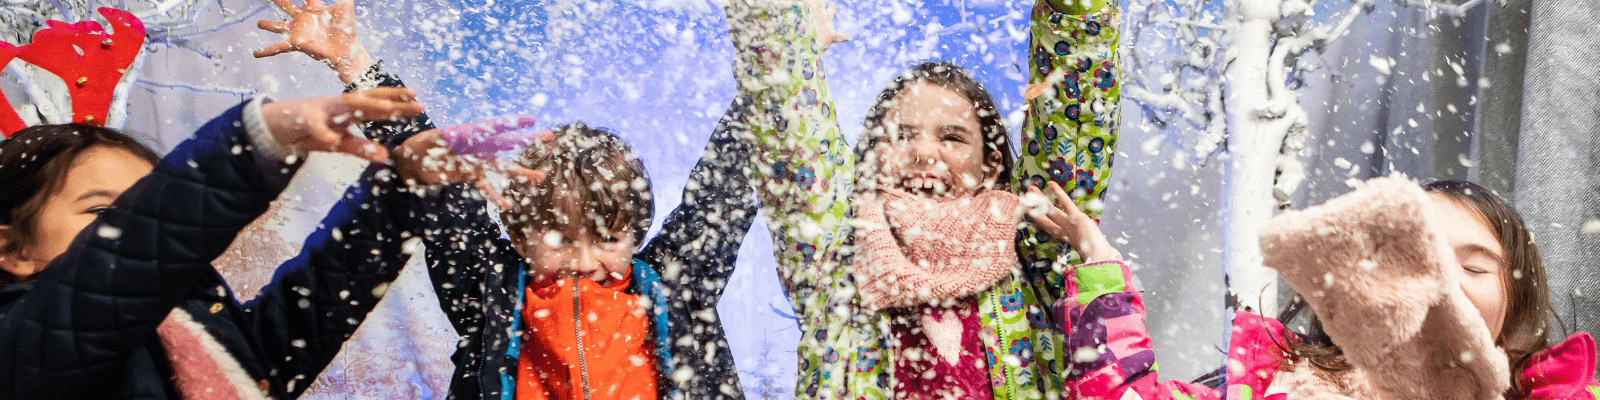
top-left (1123, 0), bottom-right (1485, 316)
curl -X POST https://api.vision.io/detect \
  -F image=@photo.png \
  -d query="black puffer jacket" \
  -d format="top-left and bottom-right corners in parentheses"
top-left (417, 100), bottom-right (758, 400)
top-left (0, 102), bottom-right (425, 400)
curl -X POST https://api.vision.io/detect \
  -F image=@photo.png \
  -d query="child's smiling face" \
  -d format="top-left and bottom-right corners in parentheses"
top-left (872, 82), bottom-right (1000, 200)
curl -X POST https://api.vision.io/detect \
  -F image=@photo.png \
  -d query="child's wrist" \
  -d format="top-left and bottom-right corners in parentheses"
top-left (333, 46), bottom-right (376, 85)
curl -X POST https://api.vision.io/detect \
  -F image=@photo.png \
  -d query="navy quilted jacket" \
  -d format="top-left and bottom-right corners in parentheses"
top-left (0, 102), bottom-right (426, 400)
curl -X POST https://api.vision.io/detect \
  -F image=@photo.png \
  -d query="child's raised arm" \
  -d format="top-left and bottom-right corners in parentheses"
top-left (722, 0), bottom-right (853, 294)
top-left (721, 1), bottom-right (882, 398)
top-left (1013, 0), bottom-right (1123, 291)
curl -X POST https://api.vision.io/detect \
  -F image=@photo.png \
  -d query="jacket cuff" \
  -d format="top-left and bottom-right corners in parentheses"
top-left (242, 96), bottom-right (305, 168)
top-left (345, 60), bottom-right (389, 92)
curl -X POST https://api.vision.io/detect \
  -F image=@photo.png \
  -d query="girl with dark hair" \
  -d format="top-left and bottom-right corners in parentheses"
top-left (719, 0), bottom-right (1122, 397)
top-left (0, 89), bottom-right (431, 399)
top-left (0, 124), bottom-right (159, 284)
top-left (1045, 177), bottom-right (1599, 399)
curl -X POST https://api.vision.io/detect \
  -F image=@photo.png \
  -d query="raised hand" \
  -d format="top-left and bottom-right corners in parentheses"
top-left (804, 0), bottom-right (849, 52)
top-left (1024, 180), bottom-right (1123, 263)
top-left (253, 0), bottom-right (374, 84)
top-left (393, 116), bottom-right (547, 208)
top-left (260, 87), bottom-right (425, 163)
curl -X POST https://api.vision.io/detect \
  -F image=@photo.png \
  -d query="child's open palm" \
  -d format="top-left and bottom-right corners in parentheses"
top-left (253, 0), bottom-right (374, 84)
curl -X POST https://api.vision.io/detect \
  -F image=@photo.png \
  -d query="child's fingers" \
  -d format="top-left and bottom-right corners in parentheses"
top-left (1046, 180), bottom-right (1086, 222)
top-left (500, 163), bottom-right (546, 185)
top-left (340, 88), bottom-right (423, 122)
top-left (1029, 214), bottom-right (1066, 239)
top-left (257, 20), bottom-right (289, 34)
top-left (476, 180), bottom-right (513, 210)
top-left (269, 0), bottom-right (300, 14)
top-left (253, 40), bottom-right (296, 58)
top-left (304, 0), bottom-right (326, 9)
top-left (332, 134), bottom-right (388, 163)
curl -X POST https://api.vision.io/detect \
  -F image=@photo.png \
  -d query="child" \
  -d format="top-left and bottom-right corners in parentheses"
top-left (719, 0), bottom-right (1121, 397)
top-left (0, 88), bottom-right (429, 399)
top-left (402, 110), bottom-right (758, 400)
top-left (1051, 178), bottom-right (1600, 399)
top-left (249, 3), bottom-right (761, 396)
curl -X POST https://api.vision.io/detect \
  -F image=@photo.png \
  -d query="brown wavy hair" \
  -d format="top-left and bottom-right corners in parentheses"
top-left (0, 124), bottom-right (159, 285)
top-left (1279, 179), bottom-right (1553, 397)
top-left (500, 122), bottom-right (653, 246)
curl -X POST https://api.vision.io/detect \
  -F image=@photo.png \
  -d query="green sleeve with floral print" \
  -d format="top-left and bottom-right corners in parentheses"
top-left (723, 2), bottom-right (889, 399)
top-left (1008, 0), bottom-right (1122, 395)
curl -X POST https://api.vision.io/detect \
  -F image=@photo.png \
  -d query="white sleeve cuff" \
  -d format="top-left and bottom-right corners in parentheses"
top-left (242, 96), bottom-right (305, 165)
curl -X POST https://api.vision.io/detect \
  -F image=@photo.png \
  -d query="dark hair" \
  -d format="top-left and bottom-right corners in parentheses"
top-left (501, 122), bottom-right (654, 246)
top-left (1275, 180), bottom-right (1552, 397)
top-left (857, 61), bottom-right (1014, 192)
top-left (0, 124), bottom-right (159, 284)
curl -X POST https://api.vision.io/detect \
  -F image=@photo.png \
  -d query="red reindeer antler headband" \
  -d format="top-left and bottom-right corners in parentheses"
top-left (0, 8), bottom-right (147, 137)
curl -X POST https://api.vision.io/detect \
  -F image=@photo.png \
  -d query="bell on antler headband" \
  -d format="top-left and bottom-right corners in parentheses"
top-left (0, 8), bottom-right (147, 137)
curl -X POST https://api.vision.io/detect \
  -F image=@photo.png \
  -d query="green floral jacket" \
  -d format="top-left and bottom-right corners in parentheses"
top-left (721, 0), bottom-right (1120, 398)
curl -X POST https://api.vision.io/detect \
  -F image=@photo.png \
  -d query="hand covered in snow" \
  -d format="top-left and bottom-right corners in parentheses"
top-left (804, 0), bottom-right (849, 52)
top-left (254, 0), bottom-right (374, 84)
top-left (260, 87), bottom-right (423, 163)
top-left (393, 116), bottom-right (547, 208)
top-left (1025, 180), bottom-right (1122, 263)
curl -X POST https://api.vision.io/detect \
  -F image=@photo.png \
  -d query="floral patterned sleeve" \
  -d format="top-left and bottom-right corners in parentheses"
top-left (1007, 0), bottom-right (1123, 395)
top-left (723, 2), bottom-right (880, 399)
top-left (1013, 0), bottom-right (1123, 295)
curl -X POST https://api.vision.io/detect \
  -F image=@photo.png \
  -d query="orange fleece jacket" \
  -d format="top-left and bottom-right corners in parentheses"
top-left (516, 277), bottom-right (657, 400)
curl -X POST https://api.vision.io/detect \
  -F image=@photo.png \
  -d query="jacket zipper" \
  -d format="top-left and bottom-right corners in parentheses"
top-left (573, 279), bottom-right (593, 400)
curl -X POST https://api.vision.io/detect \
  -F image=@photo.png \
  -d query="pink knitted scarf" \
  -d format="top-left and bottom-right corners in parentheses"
top-left (852, 189), bottom-right (1022, 310)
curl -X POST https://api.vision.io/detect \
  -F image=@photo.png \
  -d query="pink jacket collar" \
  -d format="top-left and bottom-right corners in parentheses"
top-left (1520, 332), bottom-right (1599, 399)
